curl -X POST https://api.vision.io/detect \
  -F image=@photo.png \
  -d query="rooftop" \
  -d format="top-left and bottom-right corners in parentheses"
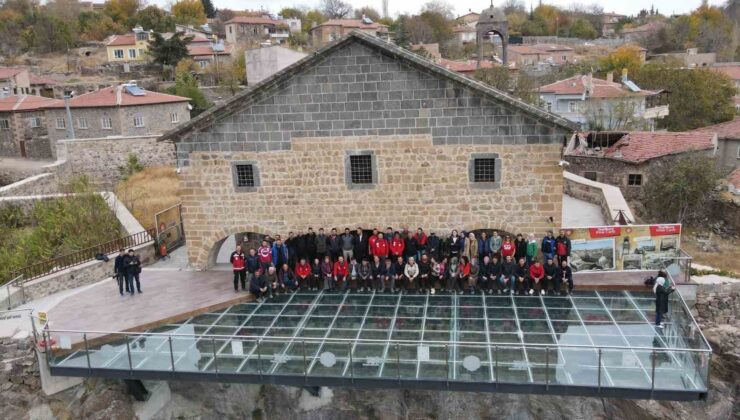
top-left (106, 34), bottom-right (137, 47)
top-left (510, 44), bottom-right (574, 54)
top-left (602, 131), bottom-right (716, 163)
top-left (313, 19), bottom-right (388, 31)
top-left (45, 85), bottom-right (189, 109)
top-left (709, 65), bottom-right (740, 80)
top-left (187, 43), bottom-right (233, 58)
top-left (692, 118), bottom-right (740, 139)
top-left (438, 58), bottom-right (497, 73)
top-left (29, 75), bottom-right (59, 85)
top-left (538, 75), bottom-right (656, 98)
top-left (0, 95), bottom-right (62, 112)
top-left (0, 67), bottom-right (27, 80)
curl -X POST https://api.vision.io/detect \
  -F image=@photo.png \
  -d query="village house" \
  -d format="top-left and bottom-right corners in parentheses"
top-left (508, 44), bottom-right (575, 68)
top-left (309, 19), bottom-right (389, 47)
top-left (224, 16), bottom-right (300, 46)
top-left (0, 95), bottom-right (62, 159)
top-left (457, 11), bottom-right (480, 26)
top-left (29, 75), bottom-right (58, 98)
top-left (0, 68), bottom-right (32, 96)
top-left (650, 48), bottom-right (716, 68)
top-left (245, 45), bottom-right (307, 85)
top-left (600, 12), bottom-right (626, 37)
top-left (409, 43), bottom-right (441, 59)
top-left (453, 25), bottom-right (476, 44)
top-left (692, 118), bottom-right (740, 170)
top-left (45, 84), bottom-right (190, 152)
top-left (564, 131), bottom-right (717, 199)
top-left (537, 73), bottom-right (669, 131)
top-left (620, 21), bottom-right (665, 42)
top-left (157, 31), bottom-right (576, 269)
top-left (185, 36), bottom-right (233, 71)
top-left (175, 23), bottom-right (217, 41)
top-left (437, 58), bottom-right (497, 75)
top-left (105, 26), bottom-right (152, 63)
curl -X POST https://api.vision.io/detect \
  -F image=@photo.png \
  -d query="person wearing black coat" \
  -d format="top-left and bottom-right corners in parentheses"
top-left (558, 260), bottom-right (573, 295)
top-left (654, 277), bottom-right (675, 328)
top-left (514, 234), bottom-right (528, 263)
top-left (355, 228), bottom-right (369, 263)
top-left (478, 256), bottom-right (492, 293)
top-left (448, 230), bottom-right (463, 260)
top-left (404, 233), bottom-right (418, 261)
top-left (250, 269), bottom-right (269, 302)
top-left (328, 228), bottom-right (342, 261)
top-left (122, 249), bottom-right (142, 295)
top-left (427, 233), bottom-right (441, 261)
top-left (113, 249), bottom-right (129, 295)
top-left (306, 228), bottom-right (317, 261)
top-left (514, 258), bottom-right (529, 295)
top-left (296, 232), bottom-right (308, 261)
top-left (500, 255), bottom-right (516, 294)
top-left (418, 255), bottom-right (432, 292)
top-left (543, 257), bottom-right (559, 295)
top-left (489, 256), bottom-right (503, 294)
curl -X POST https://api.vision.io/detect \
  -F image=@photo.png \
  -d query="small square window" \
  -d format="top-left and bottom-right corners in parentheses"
top-left (77, 118), bottom-right (88, 129)
top-left (101, 117), bottom-right (112, 129)
top-left (235, 164), bottom-right (255, 187)
top-left (171, 112), bottom-right (179, 123)
top-left (349, 155), bottom-right (373, 184)
top-left (627, 174), bottom-right (642, 186)
top-left (0, 119), bottom-right (9, 129)
top-left (473, 158), bottom-right (497, 183)
top-left (583, 171), bottom-right (598, 181)
top-left (28, 117), bottom-right (41, 128)
top-left (55, 118), bottom-right (66, 129)
top-left (134, 115), bottom-right (144, 127)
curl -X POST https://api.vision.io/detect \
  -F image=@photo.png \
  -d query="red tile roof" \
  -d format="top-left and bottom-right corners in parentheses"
top-left (187, 44), bottom-right (232, 57)
top-left (106, 34), bottom-right (137, 46)
top-left (710, 65), bottom-right (740, 80)
top-left (691, 118), bottom-right (740, 139)
top-left (0, 68), bottom-right (26, 80)
top-left (0, 95), bottom-right (63, 112)
top-left (45, 85), bottom-right (189, 109)
top-left (727, 168), bottom-right (740, 190)
top-left (226, 16), bottom-right (279, 25)
top-left (621, 21), bottom-right (665, 35)
top-left (438, 58), bottom-right (497, 73)
top-left (315, 19), bottom-right (388, 31)
top-left (539, 75), bottom-right (656, 98)
top-left (29, 75), bottom-right (59, 85)
top-left (510, 44), bottom-right (573, 55)
top-left (603, 131), bottom-right (716, 163)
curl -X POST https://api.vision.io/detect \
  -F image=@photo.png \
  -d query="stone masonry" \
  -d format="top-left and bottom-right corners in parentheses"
top-left (167, 33), bottom-right (575, 269)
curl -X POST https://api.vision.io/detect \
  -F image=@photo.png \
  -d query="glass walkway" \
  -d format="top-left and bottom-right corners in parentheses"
top-left (45, 290), bottom-right (711, 400)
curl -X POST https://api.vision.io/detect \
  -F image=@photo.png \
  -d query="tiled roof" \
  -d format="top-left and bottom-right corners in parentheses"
top-left (621, 21), bottom-right (665, 34)
top-left (727, 168), bottom-right (740, 190)
top-left (0, 68), bottom-right (26, 80)
top-left (187, 44), bottom-right (232, 57)
top-left (510, 44), bottom-right (573, 55)
top-left (438, 58), bottom-right (496, 73)
top-left (226, 16), bottom-right (279, 25)
top-left (314, 19), bottom-right (388, 31)
top-left (106, 34), bottom-right (137, 46)
top-left (29, 75), bottom-right (59, 85)
top-left (710, 65), bottom-right (740, 80)
top-left (538, 75), bottom-right (655, 98)
top-left (0, 95), bottom-right (63, 112)
top-left (603, 131), bottom-right (716, 163)
top-left (45, 85), bottom-right (189, 109)
top-left (159, 31), bottom-right (577, 142)
top-left (691, 118), bottom-right (740, 139)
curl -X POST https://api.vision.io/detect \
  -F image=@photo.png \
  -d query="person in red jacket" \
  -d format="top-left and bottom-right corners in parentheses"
top-left (373, 232), bottom-right (389, 262)
top-left (529, 259), bottom-right (545, 295)
top-left (368, 228), bottom-right (380, 256)
top-left (333, 256), bottom-right (349, 291)
top-left (413, 228), bottom-right (428, 261)
top-left (389, 232), bottom-right (405, 259)
top-left (500, 236), bottom-right (515, 259)
top-left (257, 240), bottom-right (273, 270)
top-left (230, 245), bottom-right (246, 292)
top-left (294, 258), bottom-right (312, 290)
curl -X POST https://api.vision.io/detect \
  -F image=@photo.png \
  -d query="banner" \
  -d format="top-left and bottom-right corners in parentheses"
top-left (563, 224), bottom-right (681, 272)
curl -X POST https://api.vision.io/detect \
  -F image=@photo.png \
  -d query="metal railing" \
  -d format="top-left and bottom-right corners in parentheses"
top-left (3, 275), bottom-right (25, 310)
top-left (3, 229), bottom-right (155, 286)
top-left (657, 250), bottom-right (693, 284)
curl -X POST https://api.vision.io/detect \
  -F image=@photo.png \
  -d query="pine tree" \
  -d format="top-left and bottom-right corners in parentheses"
top-left (393, 16), bottom-right (410, 49)
top-left (200, 0), bottom-right (216, 19)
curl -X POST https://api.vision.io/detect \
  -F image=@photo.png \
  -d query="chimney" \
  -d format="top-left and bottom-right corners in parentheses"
top-left (606, 71), bottom-right (613, 84)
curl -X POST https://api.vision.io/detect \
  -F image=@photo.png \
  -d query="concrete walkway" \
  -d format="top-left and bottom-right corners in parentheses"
top-left (562, 194), bottom-right (606, 227)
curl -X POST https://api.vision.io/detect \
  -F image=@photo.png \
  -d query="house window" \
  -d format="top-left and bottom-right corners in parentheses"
top-left (114, 49), bottom-right (124, 59)
top-left (583, 171), bottom-right (598, 181)
top-left (55, 118), bottom-right (66, 129)
top-left (170, 112), bottom-right (179, 123)
top-left (138, 49), bottom-right (145, 57)
top-left (229, 26), bottom-right (232, 34)
top-left (136, 32), bottom-right (148, 41)
top-left (133, 115), bottom-right (144, 127)
top-left (0, 119), bottom-right (9, 129)
top-left (198, 60), bottom-right (208, 69)
top-left (568, 101), bottom-right (580, 112)
top-left (128, 49), bottom-right (136, 58)
top-left (627, 174), bottom-right (643, 186)
top-left (468, 153), bottom-right (501, 189)
top-left (231, 161), bottom-right (261, 192)
top-left (101, 117), bottom-right (112, 129)
top-left (28, 117), bottom-right (41, 128)
top-left (546, 102), bottom-right (552, 112)
top-left (77, 118), bottom-right (88, 129)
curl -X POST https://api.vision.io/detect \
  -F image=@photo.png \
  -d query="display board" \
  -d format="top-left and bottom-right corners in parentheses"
top-left (563, 224), bottom-right (681, 272)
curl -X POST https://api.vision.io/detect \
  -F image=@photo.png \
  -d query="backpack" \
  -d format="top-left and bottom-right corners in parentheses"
top-left (644, 276), bottom-right (656, 287)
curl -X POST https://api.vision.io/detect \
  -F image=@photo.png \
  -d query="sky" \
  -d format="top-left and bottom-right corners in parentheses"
top-left (164, 0), bottom-right (727, 18)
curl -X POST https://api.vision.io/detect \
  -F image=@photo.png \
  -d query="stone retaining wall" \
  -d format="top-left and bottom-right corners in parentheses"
top-left (694, 282), bottom-right (740, 328)
top-left (563, 171), bottom-right (634, 224)
top-left (0, 173), bottom-right (59, 198)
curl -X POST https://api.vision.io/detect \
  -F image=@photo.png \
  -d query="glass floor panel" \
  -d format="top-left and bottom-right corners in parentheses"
top-left (48, 290), bottom-right (710, 397)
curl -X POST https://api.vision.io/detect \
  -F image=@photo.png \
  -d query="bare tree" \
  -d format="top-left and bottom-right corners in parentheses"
top-left (502, 0), bottom-right (526, 15)
top-left (321, 0), bottom-right (352, 19)
top-left (583, 95), bottom-right (647, 131)
top-left (421, 0), bottom-right (454, 20)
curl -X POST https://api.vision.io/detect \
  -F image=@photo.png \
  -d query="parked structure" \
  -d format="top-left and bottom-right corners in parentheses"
top-left (245, 45), bottom-right (307, 85)
top-left (106, 26), bottom-right (152, 63)
top-left (0, 68), bottom-right (32, 96)
top-left (508, 44), bottom-right (574, 68)
top-left (564, 131), bottom-right (717, 199)
top-left (538, 73), bottom-right (669, 131)
top-left (158, 31), bottom-right (576, 269)
top-left (0, 95), bottom-right (62, 159)
top-left (692, 118), bottom-right (740, 170)
top-left (309, 19), bottom-right (389, 47)
top-left (45, 84), bottom-right (190, 149)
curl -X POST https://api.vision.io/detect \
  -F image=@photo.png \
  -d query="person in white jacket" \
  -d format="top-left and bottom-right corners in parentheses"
top-left (404, 256), bottom-right (420, 294)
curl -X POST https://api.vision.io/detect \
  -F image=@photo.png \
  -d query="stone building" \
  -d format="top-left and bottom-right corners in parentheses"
top-left (565, 131), bottom-right (717, 200)
top-left (0, 68), bottom-right (32, 96)
top-left (692, 118), bottom-right (740, 170)
top-left (159, 31), bottom-right (576, 269)
top-left (45, 84), bottom-right (190, 154)
top-left (0, 95), bottom-right (62, 159)
top-left (508, 44), bottom-right (575, 68)
top-left (224, 16), bottom-right (300, 46)
top-left (105, 26), bottom-right (151, 63)
top-left (309, 19), bottom-right (389, 48)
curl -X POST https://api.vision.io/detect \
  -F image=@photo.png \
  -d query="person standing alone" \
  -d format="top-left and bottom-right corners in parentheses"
top-left (230, 245), bottom-right (247, 292)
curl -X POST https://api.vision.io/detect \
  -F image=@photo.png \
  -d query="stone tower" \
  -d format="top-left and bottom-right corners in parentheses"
top-left (476, 3), bottom-right (509, 67)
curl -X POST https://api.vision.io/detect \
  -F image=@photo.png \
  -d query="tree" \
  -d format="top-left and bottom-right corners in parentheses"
top-left (474, 67), bottom-right (511, 92)
top-left (502, 0), bottom-right (526, 15)
top-left (134, 5), bottom-right (174, 32)
top-left (354, 6), bottom-right (380, 21)
top-left (200, 0), bottom-right (216, 19)
top-left (568, 18), bottom-right (597, 39)
top-left (167, 70), bottom-right (210, 116)
top-left (421, 0), bottom-right (454, 20)
top-left (23, 9), bottom-right (78, 53)
top-left (633, 64), bottom-right (736, 131)
top-left (582, 96), bottom-right (646, 131)
top-left (393, 16), bottom-right (410, 48)
top-left (303, 10), bottom-right (327, 31)
top-left (103, 0), bottom-right (141, 25)
top-left (278, 7), bottom-right (304, 19)
top-left (171, 0), bottom-right (206, 26)
top-left (78, 11), bottom-right (123, 41)
top-left (148, 32), bottom-right (192, 71)
top-left (321, 0), bottom-right (352, 19)
top-left (599, 45), bottom-right (643, 78)
top-left (212, 50), bottom-right (245, 95)
top-left (642, 155), bottom-right (723, 223)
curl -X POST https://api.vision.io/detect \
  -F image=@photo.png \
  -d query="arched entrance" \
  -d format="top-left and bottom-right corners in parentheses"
top-left (476, 5), bottom-right (509, 66)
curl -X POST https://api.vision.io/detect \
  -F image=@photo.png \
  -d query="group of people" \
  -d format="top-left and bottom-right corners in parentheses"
top-left (113, 249), bottom-right (143, 296)
top-left (230, 227), bottom-right (576, 301)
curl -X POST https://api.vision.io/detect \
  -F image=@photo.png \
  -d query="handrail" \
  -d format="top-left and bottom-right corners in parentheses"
top-left (4, 228), bottom-right (156, 286)
top-left (44, 328), bottom-right (712, 354)
top-left (661, 260), bottom-right (712, 353)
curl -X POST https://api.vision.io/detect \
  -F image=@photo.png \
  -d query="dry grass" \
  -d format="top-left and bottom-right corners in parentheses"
top-left (681, 228), bottom-right (740, 273)
top-left (114, 166), bottom-right (181, 231)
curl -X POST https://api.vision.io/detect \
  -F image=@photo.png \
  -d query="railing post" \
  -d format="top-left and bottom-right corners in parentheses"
top-left (445, 344), bottom-right (449, 386)
top-left (302, 340), bottom-right (307, 382)
top-left (211, 338), bottom-right (219, 374)
top-left (257, 339), bottom-right (262, 378)
top-left (348, 341), bottom-right (354, 383)
top-left (168, 336), bottom-right (175, 372)
top-left (83, 333), bottom-right (91, 371)
top-left (396, 342), bottom-right (400, 384)
top-left (650, 349), bottom-right (656, 395)
top-left (597, 348), bottom-right (602, 392)
top-left (545, 347), bottom-right (549, 390)
top-left (494, 345), bottom-right (499, 389)
top-left (126, 338), bottom-right (133, 373)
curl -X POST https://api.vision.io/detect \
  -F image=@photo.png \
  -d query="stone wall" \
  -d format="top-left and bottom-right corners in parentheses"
top-left (0, 173), bottom-right (59, 198)
top-left (181, 134), bottom-right (564, 269)
top-left (56, 135), bottom-right (176, 187)
top-left (562, 171), bottom-right (634, 224)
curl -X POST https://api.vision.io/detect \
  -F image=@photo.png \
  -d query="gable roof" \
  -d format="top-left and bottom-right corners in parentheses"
top-left (710, 65), bottom-right (740, 81)
top-left (313, 19), bottom-right (388, 31)
top-left (226, 16), bottom-right (279, 25)
top-left (106, 34), bottom-right (137, 46)
top-left (29, 75), bottom-right (59, 85)
top-left (539, 75), bottom-right (656, 98)
top-left (0, 95), bottom-right (63, 112)
top-left (159, 31), bottom-right (577, 142)
top-left (691, 118), bottom-right (740, 140)
top-left (187, 43), bottom-right (233, 58)
top-left (45, 85), bottom-right (189, 109)
top-left (603, 131), bottom-right (716, 163)
top-left (0, 68), bottom-right (26, 80)
top-left (438, 58), bottom-right (497, 73)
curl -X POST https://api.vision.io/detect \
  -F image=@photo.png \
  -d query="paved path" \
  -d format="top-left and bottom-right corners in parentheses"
top-left (562, 194), bottom-right (606, 227)
top-left (46, 269), bottom-right (251, 338)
